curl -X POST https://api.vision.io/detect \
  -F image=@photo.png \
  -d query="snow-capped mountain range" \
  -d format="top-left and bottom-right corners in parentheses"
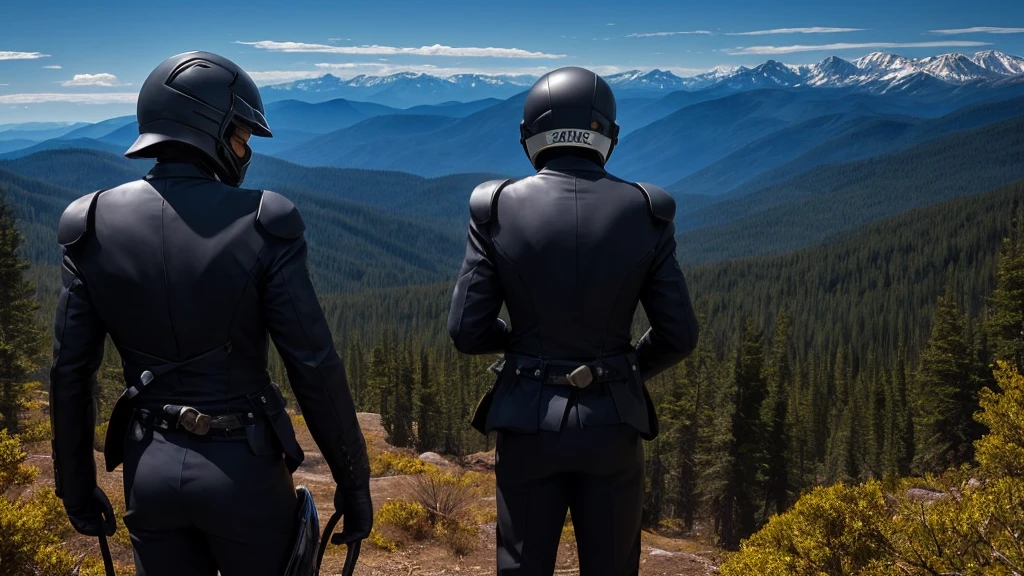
top-left (259, 50), bottom-right (1024, 106)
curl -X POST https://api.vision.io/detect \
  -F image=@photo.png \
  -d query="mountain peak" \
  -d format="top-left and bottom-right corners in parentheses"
top-left (972, 50), bottom-right (1024, 76)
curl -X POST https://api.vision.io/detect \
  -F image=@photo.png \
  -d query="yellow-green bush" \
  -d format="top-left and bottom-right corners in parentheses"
top-left (0, 486), bottom-right (99, 576)
top-left (435, 517), bottom-right (478, 557)
top-left (367, 499), bottom-right (431, 550)
top-left (369, 451), bottom-right (436, 477)
top-left (0, 428), bottom-right (37, 492)
top-left (721, 360), bottom-right (1024, 576)
top-left (719, 481), bottom-right (898, 576)
top-left (94, 421), bottom-right (108, 452)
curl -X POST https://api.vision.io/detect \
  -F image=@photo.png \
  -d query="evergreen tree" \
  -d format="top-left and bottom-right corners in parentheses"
top-left (390, 345), bottom-right (415, 448)
top-left (0, 190), bottom-right (42, 432)
top-left (345, 335), bottom-right (365, 410)
top-left (415, 349), bottom-right (441, 452)
top-left (985, 213), bottom-right (1024, 368)
top-left (719, 317), bottom-right (767, 549)
top-left (881, 343), bottom-right (914, 484)
top-left (912, 288), bottom-right (983, 474)
top-left (761, 309), bottom-right (792, 519)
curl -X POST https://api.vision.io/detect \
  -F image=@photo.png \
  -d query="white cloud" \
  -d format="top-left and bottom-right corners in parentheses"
top-left (43, 65), bottom-right (62, 69)
top-left (726, 27), bottom-right (866, 36)
top-left (0, 51), bottom-right (50, 60)
top-left (625, 31), bottom-right (713, 38)
top-left (0, 93), bottom-right (137, 104)
top-left (237, 40), bottom-right (565, 58)
top-left (247, 70), bottom-right (328, 83)
top-left (61, 73), bottom-right (130, 87)
top-left (607, 23), bottom-right (615, 26)
top-left (930, 27), bottom-right (1024, 35)
top-left (725, 40), bottom-right (991, 55)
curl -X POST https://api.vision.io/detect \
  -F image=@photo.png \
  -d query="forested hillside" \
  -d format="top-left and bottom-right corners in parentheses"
top-left (676, 112), bottom-right (1024, 264)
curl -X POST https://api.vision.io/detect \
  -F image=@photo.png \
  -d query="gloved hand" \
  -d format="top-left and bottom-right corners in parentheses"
top-left (63, 486), bottom-right (116, 537)
top-left (331, 486), bottom-right (373, 545)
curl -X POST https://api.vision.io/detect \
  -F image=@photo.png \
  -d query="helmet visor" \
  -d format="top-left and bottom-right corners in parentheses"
top-left (231, 93), bottom-right (273, 138)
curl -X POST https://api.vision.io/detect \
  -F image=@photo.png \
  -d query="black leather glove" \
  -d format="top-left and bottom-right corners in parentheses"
top-left (63, 486), bottom-right (116, 537)
top-left (331, 486), bottom-right (373, 545)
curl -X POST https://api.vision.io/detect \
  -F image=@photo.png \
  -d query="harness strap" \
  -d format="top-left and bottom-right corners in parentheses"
top-left (315, 511), bottom-right (361, 576)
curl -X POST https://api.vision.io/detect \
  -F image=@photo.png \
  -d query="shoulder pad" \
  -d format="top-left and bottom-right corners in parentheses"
top-left (57, 190), bottom-right (104, 246)
top-left (469, 179), bottom-right (513, 225)
top-left (257, 190), bottom-right (305, 239)
top-left (634, 182), bottom-right (675, 223)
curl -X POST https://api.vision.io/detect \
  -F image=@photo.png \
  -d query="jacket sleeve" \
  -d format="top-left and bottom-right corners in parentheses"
top-left (635, 221), bottom-right (699, 381)
top-left (446, 218), bottom-right (509, 354)
top-left (49, 252), bottom-right (106, 508)
top-left (261, 233), bottom-right (370, 490)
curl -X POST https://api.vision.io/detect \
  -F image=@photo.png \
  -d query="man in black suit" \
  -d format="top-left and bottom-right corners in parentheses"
top-left (447, 66), bottom-right (700, 575)
top-left (48, 51), bottom-right (371, 575)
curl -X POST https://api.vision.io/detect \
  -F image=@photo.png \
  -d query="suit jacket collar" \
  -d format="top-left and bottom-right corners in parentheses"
top-left (539, 156), bottom-right (607, 175)
top-left (145, 161), bottom-right (219, 182)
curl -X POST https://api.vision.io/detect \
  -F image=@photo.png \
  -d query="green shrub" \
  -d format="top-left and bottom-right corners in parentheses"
top-left (367, 500), bottom-right (431, 550)
top-left (369, 451), bottom-right (436, 477)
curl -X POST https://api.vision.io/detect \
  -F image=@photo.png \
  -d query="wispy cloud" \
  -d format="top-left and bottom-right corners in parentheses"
top-left (237, 40), bottom-right (565, 58)
top-left (626, 30), bottom-right (713, 38)
top-left (0, 93), bottom-right (137, 104)
top-left (726, 27), bottom-right (865, 36)
top-left (0, 51), bottom-right (49, 60)
top-left (725, 40), bottom-right (991, 55)
top-left (930, 26), bottom-right (1024, 35)
top-left (60, 73), bottom-right (130, 87)
top-left (43, 65), bottom-right (62, 69)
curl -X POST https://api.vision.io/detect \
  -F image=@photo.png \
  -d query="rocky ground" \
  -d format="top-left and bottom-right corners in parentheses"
top-left (22, 412), bottom-right (721, 575)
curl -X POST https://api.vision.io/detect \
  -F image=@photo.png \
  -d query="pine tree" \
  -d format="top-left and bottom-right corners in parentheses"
top-left (0, 189), bottom-right (42, 432)
top-left (985, 212), bottom-right (1024, 368)
top-left (881, 343), bottom-right (914, 484)
top-left (345, 335), bottom-right (365, 410)
top-left (390, 345), bottom-right (415, 448)
top-left (761, 309), bottom-right (791, 519)
top-left (912, 287), bottom-right (983, 474)
top-left (415, 349), bottom-right (441, 453)
top-left (719, 317), bottom-right (767, 549)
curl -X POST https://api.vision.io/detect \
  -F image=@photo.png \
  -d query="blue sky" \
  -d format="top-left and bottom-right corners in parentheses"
top-left (1, 0), bottom-right (1023, 122)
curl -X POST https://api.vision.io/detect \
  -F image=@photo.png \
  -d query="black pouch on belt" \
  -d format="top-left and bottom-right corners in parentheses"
top-left (248, 382), bottom-right (305, 472)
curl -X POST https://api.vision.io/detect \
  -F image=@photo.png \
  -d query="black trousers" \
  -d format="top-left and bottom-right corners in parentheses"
top-left (121, 421), bottom-right (298, 576)
top-left (495, 405), bottom-right (645, 576)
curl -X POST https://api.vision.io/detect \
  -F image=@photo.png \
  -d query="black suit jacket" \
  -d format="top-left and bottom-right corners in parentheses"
top-left (447, 156), bottom-right (699, 439)
top-left (49, 161), bottom-right (369, 509)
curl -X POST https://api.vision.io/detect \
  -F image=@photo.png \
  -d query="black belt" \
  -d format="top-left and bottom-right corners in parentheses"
top-left (508, 355), bottom-right (635, 389)
top-left (135, 405), bottom-right (250, 436)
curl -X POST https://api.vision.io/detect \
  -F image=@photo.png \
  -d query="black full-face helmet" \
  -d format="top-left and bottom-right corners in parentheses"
top-left (520, 66), bottom-right (619, 169)
top-left (125, 51), bottom-right (272, 187)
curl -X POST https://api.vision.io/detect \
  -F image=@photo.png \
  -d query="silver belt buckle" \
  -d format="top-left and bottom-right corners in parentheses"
top-left (178, 406), bottom-right (212, 435)
top-left (565, 365), bottom-right (593, 388)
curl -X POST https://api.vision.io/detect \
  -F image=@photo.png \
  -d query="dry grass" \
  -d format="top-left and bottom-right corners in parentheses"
top-left (12, 400), bottom-right (715, 575)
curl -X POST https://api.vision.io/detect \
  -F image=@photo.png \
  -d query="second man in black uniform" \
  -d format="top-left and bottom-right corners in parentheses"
top-left (447, 67), bottom-right (699, 575)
